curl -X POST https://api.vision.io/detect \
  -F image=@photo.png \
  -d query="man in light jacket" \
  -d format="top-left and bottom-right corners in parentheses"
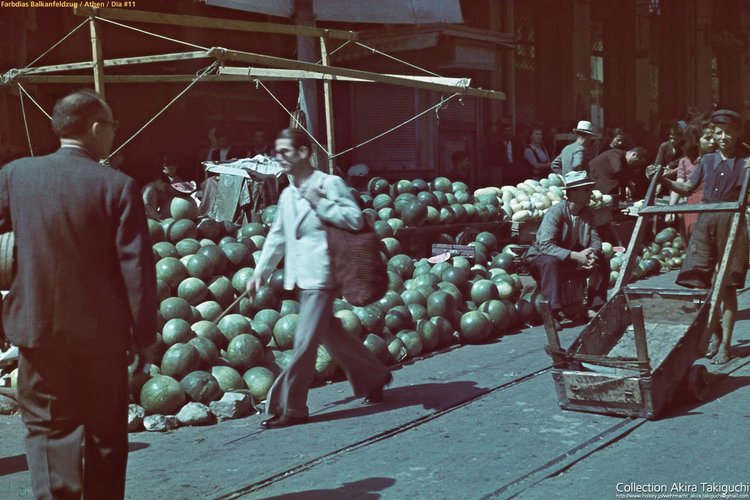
top-left (247, 128), bottom-right (392, 429)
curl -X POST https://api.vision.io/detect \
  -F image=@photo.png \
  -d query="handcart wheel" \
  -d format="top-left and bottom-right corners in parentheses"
top-left (686, 364), bottom-right (710, 402)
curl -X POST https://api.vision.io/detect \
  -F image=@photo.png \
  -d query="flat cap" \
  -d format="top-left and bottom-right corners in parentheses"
top-left (711, 109), bottom-right (743, 127)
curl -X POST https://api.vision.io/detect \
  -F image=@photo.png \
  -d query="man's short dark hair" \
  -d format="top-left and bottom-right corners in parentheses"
top-left (451, 151), bottom-right (469, 166)
top-left (51, 89), bottom-right (108, 139)
top-left (277, 128), bottom-right (312, 151)
top-left (629, 146), bottom-right (647, 158)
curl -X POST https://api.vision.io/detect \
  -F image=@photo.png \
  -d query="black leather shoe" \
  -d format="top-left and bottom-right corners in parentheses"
top-left (260, 415), bottom-right (309, 429)
top-left (363, 373), bottom-right (393, 405)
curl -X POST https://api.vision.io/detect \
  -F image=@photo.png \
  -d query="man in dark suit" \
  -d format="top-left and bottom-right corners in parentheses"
top-left (0, 89), bottom-right (157, 499)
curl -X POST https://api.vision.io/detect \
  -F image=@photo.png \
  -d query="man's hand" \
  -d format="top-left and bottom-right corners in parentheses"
top-left (645, 164), bottom-right (660, 178)
top-left (299, 184), bottom-right (325, 207)
top-left (572, 248), bottom-right (597, 270)
top-left (246, 277), bottom-right (262, 297)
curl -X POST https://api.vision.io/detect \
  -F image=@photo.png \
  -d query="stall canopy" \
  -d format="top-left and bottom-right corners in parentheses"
top-left (202, 0), bottom-right (463, 25)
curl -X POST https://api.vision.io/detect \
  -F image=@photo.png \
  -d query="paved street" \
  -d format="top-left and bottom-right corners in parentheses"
top-left (2, 271), bottom-right (749, 499)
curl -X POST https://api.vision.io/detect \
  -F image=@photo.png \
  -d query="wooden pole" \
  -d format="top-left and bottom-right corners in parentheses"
top-left (89, 16), bottom-right (105, 97)
top-left (19, 51), bottom-right (211, 75)
top-left (211, 48), bottom-right (506, 100)
top-left (320, 35), bottom-right (336, 174)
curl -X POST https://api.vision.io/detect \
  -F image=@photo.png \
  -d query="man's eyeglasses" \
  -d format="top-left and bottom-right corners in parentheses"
top-left (96, 119), bottom-right (119, 132)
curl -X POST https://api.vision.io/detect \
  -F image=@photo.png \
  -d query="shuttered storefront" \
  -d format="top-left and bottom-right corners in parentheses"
top-left (351, 83), bottom-right (419, 173)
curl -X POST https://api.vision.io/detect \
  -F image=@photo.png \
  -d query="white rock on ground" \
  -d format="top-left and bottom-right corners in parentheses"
top-left (176, 402), bottom-right (213, 426)
top-left (143, 414), bottom-right (179, 432)
top-left (209, 392), bottom-right (254, 421)
top-left (128, 404), bottom-right (146, 432)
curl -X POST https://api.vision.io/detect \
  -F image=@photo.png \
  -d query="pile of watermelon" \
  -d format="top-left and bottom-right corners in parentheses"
top-left (362, 176), bottom-right (503, 235)
top-left (605, 227), bottom-right (686, 286)
top-left (131, 193), bottom-right (535, 430)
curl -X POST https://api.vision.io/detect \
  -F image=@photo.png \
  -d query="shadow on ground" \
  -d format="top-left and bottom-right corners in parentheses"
top-left (314, 380), bottom-right (489, 423)
top-left (260, 476), bottom-right (396, 499)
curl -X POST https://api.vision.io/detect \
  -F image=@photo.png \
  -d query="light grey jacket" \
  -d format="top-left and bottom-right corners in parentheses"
top-left (550, 141), bottom-right (586, 176)
top-left (253, 169), bottom-right (363, 290)
top-left (523, 202), bottom-right (602, 263)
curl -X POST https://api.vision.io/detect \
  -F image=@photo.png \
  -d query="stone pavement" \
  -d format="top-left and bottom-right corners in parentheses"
top-left (1, 271), bottom-right (749, 499)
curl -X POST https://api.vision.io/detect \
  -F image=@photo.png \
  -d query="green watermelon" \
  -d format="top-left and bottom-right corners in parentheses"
top-left (217, 314), bottom-right (252, 342)
top-left (272, 314), bottom-right (298, 350)
top-left (385, 305), bottom-right (413, 333)
top-left (156, 257), bottom-right (188, 290)
top-left (221, 242), bottom-right (250, 270)
top-left (381, 238), bottom-right (402, 258)
top-left (195, 300), bottom-right (222, 322)
top-left (431, 177), bottom-right (452, 193)
top-left (197, 218), bottom-right (221, 241)
top-left (368, 177), bottom-right (391, 197)
top-left (396, 329), bottom-right (423, 358)
top-left (426, 290), bottom-right (456, 318)
top-left (198, 245), bottom-right (228, 275)
top-left (162, 318), bottom-right (195, 346)
top-left (187, 336), bottom-right (220, 368)
top-left (386, 335), bottom-right (408, 364)
top-left (177, 277), bottom-right (209, 306)
top-left (314, 345), bottom-right (338, 381)
top-left (401, 200), bottom-right (428, 226)
top-left (208, 276), bottom-right (234, 309)
top-left (153, 242), bottom-right (179, 259)
top-left (416, 318), bottom-right (440, 352)
top-left (254, 309), bottom-right (282, 330)
top-left (388, 254), bottom-right (415, 279)
top-left (170, 197), bottom-right (198, 220)
top-left (185, 254), bottom-right (214, 282)
top-left (372, 193), bottom-right (394, 211)
top-left (429, 315), bottom-right (455, 347)
top-left (352, 305), bottom-right (385, 334)
top-left (387, 271), bottom-right (405, 293)
top-left (335, 309), bottom-right (363, 338)
top-left (226, 334), bottom-right (264, 372)
top-left (175, 238), bottom-right (201, 258)
top-left (161, 343), bottom-right (201, 379)
top-left (407, 303), bottom-right (428, 323)
top-left (166, 219), bottom-right (198, 243)
top-left (363, 333), bottom-right (389, 363)
top-left (139, 375), bottom-right (186, 415)
top-left (459, 311), bottom-right (493, 344)
top-left (393, 179), bottom-right (416, 196)
top-left (251, 285), bottom-right (278, 311)
top-left (180, 370), bottom-right (223, 405)
top-left (211, 365), bottom-right (245, 392)
top-left (238, 222), bottom-right (265, 239)
top-left (160, 297), bottom-right (193, 322)
top-left (242, 366), bottom-right (275, 400)
top-left (470, 279), bottom-right (500, 304)
top-left (231, 267), bottom-right (255, 294)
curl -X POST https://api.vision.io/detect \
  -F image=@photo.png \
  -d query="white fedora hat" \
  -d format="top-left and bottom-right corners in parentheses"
top-left (573, 120), bottom-right (597, 135)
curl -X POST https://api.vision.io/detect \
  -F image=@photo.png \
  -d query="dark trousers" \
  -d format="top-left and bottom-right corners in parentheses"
top-left (528, 254), bottom-right (609, 313)
top-left (265, 289), bottom-right (390, 418)
top-left (18, 348), bottom-right (129, 500)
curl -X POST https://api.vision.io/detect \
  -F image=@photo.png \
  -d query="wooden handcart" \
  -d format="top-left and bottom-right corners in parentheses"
top-left (543, 163), bottom-right (750, 419)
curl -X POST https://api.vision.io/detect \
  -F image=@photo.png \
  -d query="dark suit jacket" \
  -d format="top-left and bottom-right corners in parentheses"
top-left (588, 148), bottom-right (629, 196)
top-left (0, 147), bottom-right (157, 353)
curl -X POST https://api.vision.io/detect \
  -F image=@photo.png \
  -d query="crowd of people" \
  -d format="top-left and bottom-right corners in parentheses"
top-left (521, 108), bottom-right (747, 369)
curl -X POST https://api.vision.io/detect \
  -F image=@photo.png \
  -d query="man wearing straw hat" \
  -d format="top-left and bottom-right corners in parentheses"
top-left (0, 89), bottom-right (157, 499)
top-left (523, 170), bottom-right (609, 330)
top-left (551, 120), bottom-right (598, 176)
